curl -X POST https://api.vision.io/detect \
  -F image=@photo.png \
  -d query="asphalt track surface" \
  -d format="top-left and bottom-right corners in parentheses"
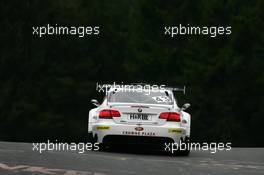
top-left (0, 142), bottom-right (263, 175)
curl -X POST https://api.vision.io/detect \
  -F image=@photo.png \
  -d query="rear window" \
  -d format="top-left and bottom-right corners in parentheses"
top-left (108, 90), bottom-right (173, 105)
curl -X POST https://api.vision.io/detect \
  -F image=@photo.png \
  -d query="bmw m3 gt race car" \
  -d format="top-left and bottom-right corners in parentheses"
top-left (88, 84), bottom-right (191, 155)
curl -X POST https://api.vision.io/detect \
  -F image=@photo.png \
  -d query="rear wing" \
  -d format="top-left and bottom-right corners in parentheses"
top-left (165, 86), bottom-right (186, 95)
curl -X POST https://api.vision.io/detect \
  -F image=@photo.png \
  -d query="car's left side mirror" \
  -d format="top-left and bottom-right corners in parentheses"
top-left (91, 99), bottom-right (100, 107)
top-left (181, 103), bottom-right (190, 111)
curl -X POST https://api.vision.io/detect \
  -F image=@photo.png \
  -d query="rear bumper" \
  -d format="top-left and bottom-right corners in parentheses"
top-left (103, 135), bottom-right (174, 149)
top-left (92, 122), bottom-right (187, 144)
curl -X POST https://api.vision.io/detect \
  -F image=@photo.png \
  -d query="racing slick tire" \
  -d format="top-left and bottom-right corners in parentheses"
top-left (177, 137), bottom-right (190, 156)
top-left (88, 132), bottom-right (94, 143)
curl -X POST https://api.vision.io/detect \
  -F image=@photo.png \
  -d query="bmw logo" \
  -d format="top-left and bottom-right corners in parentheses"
top-left (138, 108), bottom-right (142, 113)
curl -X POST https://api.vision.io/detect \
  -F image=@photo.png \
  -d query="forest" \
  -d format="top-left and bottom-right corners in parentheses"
top-left (0, 0), bottom-right (263, 146)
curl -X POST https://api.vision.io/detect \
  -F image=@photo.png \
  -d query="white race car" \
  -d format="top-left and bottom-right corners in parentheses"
top-left (88, 85), bottom-right (191, 155)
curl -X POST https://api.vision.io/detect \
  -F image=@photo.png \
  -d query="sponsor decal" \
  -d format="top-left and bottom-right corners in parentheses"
top-left (122, 131), bottom-right (155, 136)
top-left (152, 96), bottom-right (172, 103)
top-left (168, 128), bottom-right (182, 133)
top-left (135, 127), bottom-right (144, 131)
top-left (96, 126), bottom-right (110, 130)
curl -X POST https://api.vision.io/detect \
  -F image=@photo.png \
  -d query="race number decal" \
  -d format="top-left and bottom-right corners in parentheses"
top-left (152, 96), bottom-right (171, 103)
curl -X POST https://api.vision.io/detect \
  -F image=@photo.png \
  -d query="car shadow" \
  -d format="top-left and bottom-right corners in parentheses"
top-left (100, 144), bottom-right (187, 157)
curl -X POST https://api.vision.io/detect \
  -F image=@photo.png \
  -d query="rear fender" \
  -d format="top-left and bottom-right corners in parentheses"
top-left (88, 108), bottom-right (99, 133)
top-left (181, 111), bottom-right (191, 136)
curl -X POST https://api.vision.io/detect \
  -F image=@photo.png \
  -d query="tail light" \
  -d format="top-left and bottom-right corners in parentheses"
top-left (99, 110), bottom-right (121, 119)
top-left (159, 112), bottom-right (181, 122)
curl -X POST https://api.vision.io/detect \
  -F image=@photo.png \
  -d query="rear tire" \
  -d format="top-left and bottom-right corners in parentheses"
top-left (180, 137), bottom-right (190, 156)
top-left (88, 132), bottom-right (94, 143)
top-left (91, 134), bottom-right (108, 151)
top-left (98, 143), bottom-right (109, 151)
top-left (179, 149), bottom-right (190, 156)
top-left (175, 137), bottom-right (190, 156)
